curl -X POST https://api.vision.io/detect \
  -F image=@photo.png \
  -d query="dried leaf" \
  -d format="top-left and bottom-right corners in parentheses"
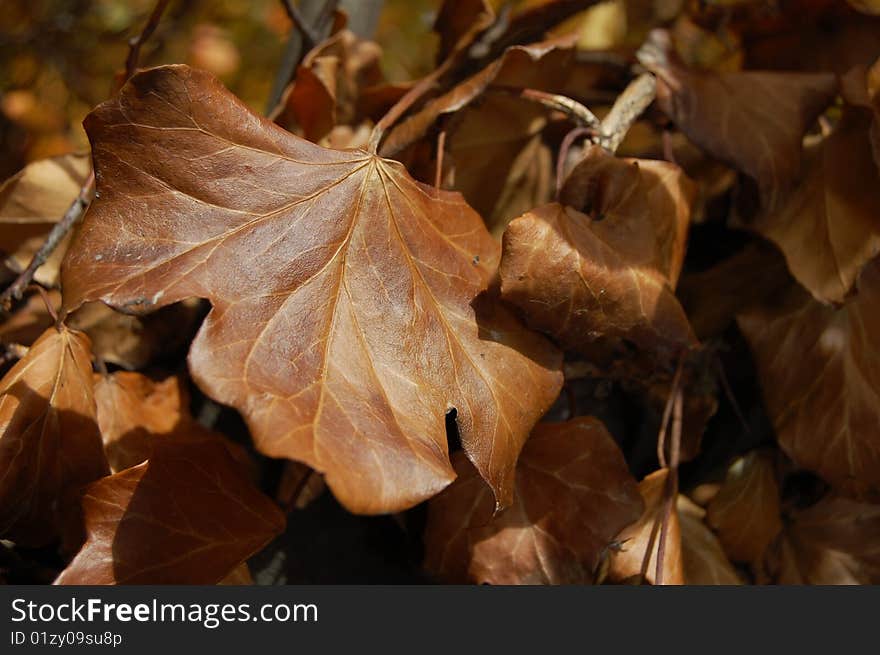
top-left (0, 325), bottom-right (108, 545)
top-left (446, 96), bottom-right (549, 232)
top-left (61, 65), bottom-right (562, 515)
top-left (608, 469), bottom-right (684, 585)
top-left (0, 153), bottom-right (90, 286)
top-left (770, 496), bottom-right (880, 584)
top-left (639, 29), bottom-right (837, 210)
top-left (93, 372), bottom-right (188, 473)
top-left (749, 104), bottom-right (880, 304)
top-left (380, 37), bottom-right (616, 157)
top-left (424, 417), bottom-right (643, 584)
top-left (67, 299), bottom-right (203, 370)
top-left (706, 451), bottom-right (782, 563)
top-left (433, 0), bottom-right (494, 64)
top-left (678, 496), bottom-right (742, 585)
top-left (0, 289), bottom-right (60, 346)
top-left (846, 0), bottom-right (880, 16)
top-left (279, 29), bottom-right (384, 142)
top-left (55, 434), bottom-right (285, 584)
top-left (219, 563), bottom-right (253, 585)
top-left (500, 147), bottom-right (696, 374)
top-left (737, 260), bottom-right (880, 499)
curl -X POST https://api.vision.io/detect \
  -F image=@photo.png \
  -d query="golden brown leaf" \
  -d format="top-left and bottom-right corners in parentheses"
top-left (0, 325), bottom-right (108, 545)
top-left (433, 0), bottom-right (494, 64)
top-left (279, 29), bottom-right (384, 142)
top-left (749, 104), bottom-right (880, 304)
top-left (707, 451), bottom-right (782, 563)
top-left (424, 417), bottom-right (643, 584)
top-left (93, 372), bottom-right (188, 473)
top-left (60, 65), bottom-right (562, 515)
top-left (679, 496), bottom-right (742, 585)
top-left (67, 299), bottom-right (203, 370)
top-left (0, 153), bottom-right (90, 286)
top-left (500, 146), bottom-right (696, 374)
top-left (639, 29), bottom-right (837, 210)
top-left (737, 260), bottom-right (880, 499)
top-left (55, 433), bottom-right (284, 585)
top-left (769, 496), bottom-right (880, 584)
top-left (608, 469), bottom-right (684, 585)
top-left (380, 36), bottom-right (616, 157)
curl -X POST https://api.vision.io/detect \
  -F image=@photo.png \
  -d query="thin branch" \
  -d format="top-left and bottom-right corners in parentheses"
top-left (0, 171), bottom-right (95, 311)
top-left (655, 388), bottom-right (682, 586)
top-left (119, 0), bottom-right (171, 91)
top-left (434, 130), bottom-right (446, 190)
top-left (512, 88), bottom-right (602, 129)
top-left (367, 58), bottom-right (454, 153)
top-left (597, 72), bottom-right (656, 153)
top-left (656, 355), bottom-right (685, 468)
top-left (279, 0), bottom-right (321, 49)
top-left (266, 0), bottom-right (338, 115)
top-left (556, 126), bottom-right (594, 196)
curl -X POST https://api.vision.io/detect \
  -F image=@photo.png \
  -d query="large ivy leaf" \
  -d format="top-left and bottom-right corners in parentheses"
top-left (423, 417), bottom-right (643, 584)
top-left (60, 65), bottom-right (562, 515)
top-left (0, 325), bottom-right (109, 545)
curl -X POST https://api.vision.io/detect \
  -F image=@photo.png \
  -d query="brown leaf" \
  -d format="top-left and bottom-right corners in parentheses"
top-left (639, 29), bottom-right (837, 210)
top-left (748, 103), bottom-right (880, 304)
top-left (0, 325), bottom-right (108, 545)
top-left (608, 469), bottom-right (684, 585)
top-left (279, 29), bottom-right (384, 142)
top-left (219, 563), bottom-right (253, 585)
top-left (93, 372), bottom-right (188, 473)
top-left (706, 451), bottom-right (782, 563)
top-left (424, 417), bottom-right (643, 584)
top-left (55, 433), bottom-right (285, 584)
top-left (0, 289), bottom-right (60, 346)
top-left (445, 96), bottom-right (550, 233)
top-left (380, 36), bottom-right (616, 157)
top-left (770, 496), bottom-right (880, 584)
top-left (66, 299), bottom-right (203, 370)
top-left (737, 260), bottom-right (880, 499)
top-left (60, 65), bottom-right (562, 515)
top-left (0, 153), bottom-right (90, 286)
top-left (433, 0), bottom-right (495, 64)
top-left (679, 496), bottom-right (743, 585)
top-left (847, 0), bottom-right (880, 15)
top-left (93, 370), bottom-right (256, 480)
top-left (500, 146), bottom-right (696, 374)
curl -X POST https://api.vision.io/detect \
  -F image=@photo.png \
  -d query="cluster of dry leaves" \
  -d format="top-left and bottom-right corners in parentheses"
top-left (1, 0), bottom-right (879, 585)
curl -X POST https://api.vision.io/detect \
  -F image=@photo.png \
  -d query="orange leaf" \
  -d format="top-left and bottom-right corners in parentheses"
top-left (0, 325), bottom-right (108, 545)
top-left (639, 29), bottom-right (837, 210)
top-left (61, 65), bottom-right (562, 515)
top-left (55, 434), bottom-right (284, 585)
top-left (707, 451), bottom-right (782, 563)
top-left (737, 259), bottom-right (880, 498)
top-left (424, 417), bottom-right (643, 584)
top-left (500, 147), bottom-right (696, 374)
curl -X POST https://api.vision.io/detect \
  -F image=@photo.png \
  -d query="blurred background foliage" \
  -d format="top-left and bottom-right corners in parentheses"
top-left (0, 0), bottom-right (646, 178)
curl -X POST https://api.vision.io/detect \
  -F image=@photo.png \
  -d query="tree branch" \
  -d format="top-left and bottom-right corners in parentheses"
top-left (0, 171), bottom-right (94, 310)
top-left (119, 0), bottom-right (171, 91)
top-left (598, 72), bottom-right (656, 153)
